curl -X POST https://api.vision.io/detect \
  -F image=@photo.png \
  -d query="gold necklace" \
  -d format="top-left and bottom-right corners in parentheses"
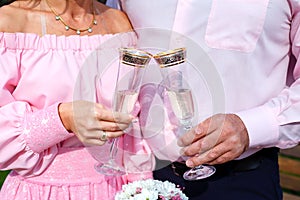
top-left (45, 0), bottom-right (97, 35)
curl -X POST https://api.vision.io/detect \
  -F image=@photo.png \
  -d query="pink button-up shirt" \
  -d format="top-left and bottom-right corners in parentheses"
top-left (107, 0), bottom-right (300, 158)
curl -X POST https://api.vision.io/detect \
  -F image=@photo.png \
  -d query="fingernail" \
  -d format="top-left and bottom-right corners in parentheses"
top-left (132, 118), bottom-right (138, 123)
top-left (177, 139), bottom-right (183, 147)
top-left (195, 126), bottom-right (203, 135)
top-left (123, 122), bottom-right (133, 133)
top-left (179, 148), bottom-right (185, 155)
top-left (186, 160), bottom-right (194, 168)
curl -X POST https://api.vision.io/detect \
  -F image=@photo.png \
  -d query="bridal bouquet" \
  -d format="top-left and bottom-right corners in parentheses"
top-left (115, 179), bottom-right (188, 200)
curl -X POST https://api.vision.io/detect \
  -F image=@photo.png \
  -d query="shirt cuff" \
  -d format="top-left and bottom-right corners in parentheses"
top-left (22, 103), bottom-right (74, 153)
top-left (236, 105), bottom-right (279, 149)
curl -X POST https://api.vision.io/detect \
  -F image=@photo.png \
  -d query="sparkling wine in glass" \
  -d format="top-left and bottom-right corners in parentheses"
top-left (154, 48), bottom-right (216, 180)
top-left (166, 88), bottom-right (194, 131)
top-left (95, 47), bottom-right (151, 176)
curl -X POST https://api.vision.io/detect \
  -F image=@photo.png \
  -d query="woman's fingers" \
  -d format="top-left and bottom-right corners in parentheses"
top-left (64, 101), bottom-right (137, 146)
top-left (95, 104), bottom-right (134, 124)
top-left (98, 120), bottom-right (132, 132)
top-left (77, 129), bottom-right (125, 145)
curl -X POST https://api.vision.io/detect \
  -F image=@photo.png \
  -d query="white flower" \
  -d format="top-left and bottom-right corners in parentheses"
top-left (115, 179), bottom-right (189, 200)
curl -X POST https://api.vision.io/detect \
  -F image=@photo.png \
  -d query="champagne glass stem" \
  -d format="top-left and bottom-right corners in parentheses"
top-left (182, 120), bottom-right (217, 180)
top-left (109, 138), bottom-right (118, 159)
top-left (181, 119), bottom-right (193, 131)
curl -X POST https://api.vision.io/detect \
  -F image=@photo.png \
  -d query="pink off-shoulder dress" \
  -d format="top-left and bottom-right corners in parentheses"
top-left (0, 31), bottom-right (153, 200)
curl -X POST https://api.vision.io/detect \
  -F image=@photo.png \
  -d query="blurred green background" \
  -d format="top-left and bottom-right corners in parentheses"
top-left (0, 171), bottom-right (9, 189)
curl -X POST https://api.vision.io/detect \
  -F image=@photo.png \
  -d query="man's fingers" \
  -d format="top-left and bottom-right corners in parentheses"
top-left (180, 129), bottom-right (222, 157)
top-left (177, 123), bottom-right (209, 147)
top-left (185, 144), bottom-right (231, 167)
top-left (178, 115), bottom-right (223, 147)
top-left (177, 127), bottom-right (198, 147)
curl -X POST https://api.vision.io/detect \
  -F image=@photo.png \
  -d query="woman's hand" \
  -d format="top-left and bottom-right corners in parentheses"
top-left (58, 101), bottom-right (134, 146)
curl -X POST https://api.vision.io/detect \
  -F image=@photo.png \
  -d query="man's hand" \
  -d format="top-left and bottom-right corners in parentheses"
top-left (178, 114), bottom-right (249, 167)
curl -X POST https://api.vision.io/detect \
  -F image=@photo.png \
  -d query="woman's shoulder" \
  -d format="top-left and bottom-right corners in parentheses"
top-left (96, 2), bottom-right (133, 34)
top-left (0, 2), bottom-right (28, 33)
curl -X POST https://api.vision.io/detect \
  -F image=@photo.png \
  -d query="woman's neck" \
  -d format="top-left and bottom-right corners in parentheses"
top-left (43, 0), bottom-right (97, 35)
top-left (44, 0), bottom-right (94, 21)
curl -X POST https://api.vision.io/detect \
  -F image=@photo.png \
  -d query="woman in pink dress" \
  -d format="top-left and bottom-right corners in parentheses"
top-left (0, 0), bottom-right (153, 199)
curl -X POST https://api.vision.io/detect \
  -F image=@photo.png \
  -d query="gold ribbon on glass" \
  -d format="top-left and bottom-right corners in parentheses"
top-left (153, 48), bottom-right (186, 68)
top-left (119, 48), bottom-right (152, 67)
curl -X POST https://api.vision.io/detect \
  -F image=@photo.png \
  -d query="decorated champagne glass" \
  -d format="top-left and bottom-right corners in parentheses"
top-left (94, 47), bottom-right (151, 176)
top-left (154, 48), bottom-right (216, 180)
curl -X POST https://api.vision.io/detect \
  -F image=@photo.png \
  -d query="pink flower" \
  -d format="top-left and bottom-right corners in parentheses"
top-left (136, 187), bottom-right (142, 194)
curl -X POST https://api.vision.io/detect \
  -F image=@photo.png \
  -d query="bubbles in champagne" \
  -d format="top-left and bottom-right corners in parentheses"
top-left (166, 88), bottom-right (194, 121)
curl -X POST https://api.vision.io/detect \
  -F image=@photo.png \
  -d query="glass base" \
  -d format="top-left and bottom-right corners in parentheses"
top-left (183, 165), bottom-right (216, 180)
top-left (94, 162), bottom-right (126, 176)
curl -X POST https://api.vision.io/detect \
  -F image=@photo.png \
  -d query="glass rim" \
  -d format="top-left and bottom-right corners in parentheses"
top-left (153, 47), bottom-right (186, 68)
top-left (119, 47), bottom-right (152, 67)
top-left (153, 47), bottom-right (186, 58)
top-left (119, 47), bottom-right (152, 59)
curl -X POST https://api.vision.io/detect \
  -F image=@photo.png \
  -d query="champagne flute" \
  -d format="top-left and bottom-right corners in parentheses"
top-left (154, 48), bottom-right (216, 180)
top-left (95, 47), bottom-right (151, 176)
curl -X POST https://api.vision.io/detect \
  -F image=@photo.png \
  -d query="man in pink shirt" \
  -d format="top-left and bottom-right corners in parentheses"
top-left (107, 0), bottom-right (300, 199)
